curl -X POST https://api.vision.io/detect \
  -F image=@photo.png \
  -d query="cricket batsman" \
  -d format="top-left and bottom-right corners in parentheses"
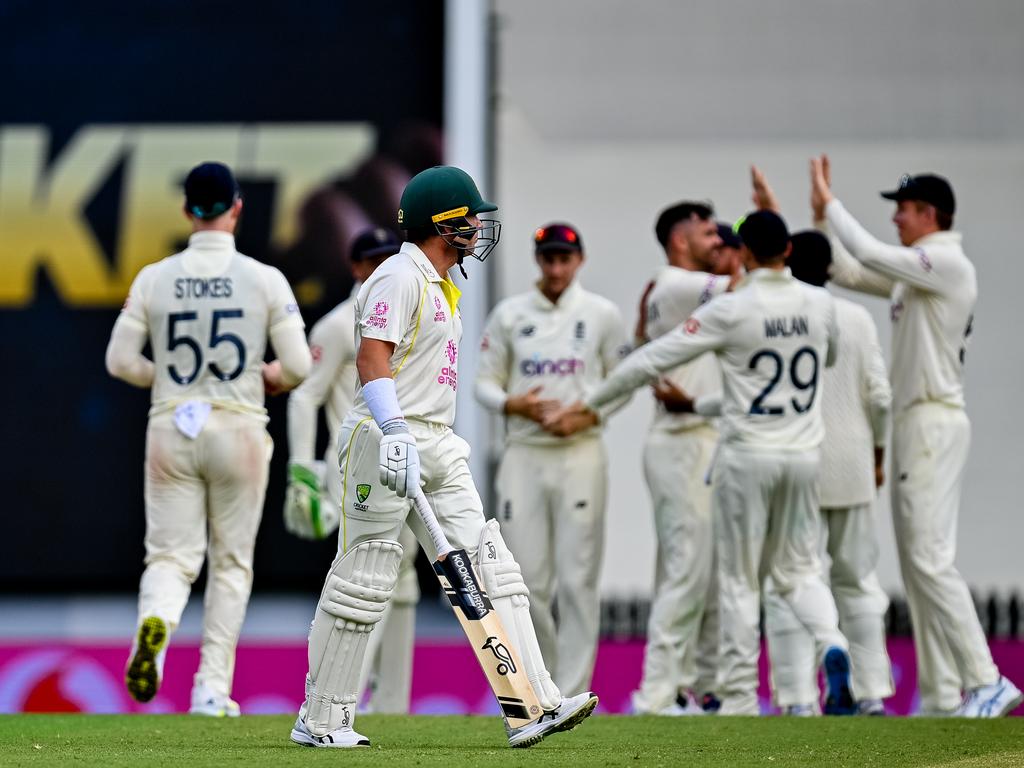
top-left (474, 222), bottom-right (631, 696)
top-left (106, 162), bottom-right (312, 715)
top-left (290, 166), bottom-right (597, 749)
top-left (549, 210), bottom-right (856, 716)
top-left (810, 156), bottom-right (1022, 717)
top-left (284, 227), bottom-right (420, 712)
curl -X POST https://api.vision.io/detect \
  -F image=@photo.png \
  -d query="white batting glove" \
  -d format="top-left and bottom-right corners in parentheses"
top-left (379, 420), bottom-right (420, 498)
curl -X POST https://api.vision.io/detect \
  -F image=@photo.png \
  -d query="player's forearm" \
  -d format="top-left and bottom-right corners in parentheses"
top-left (105, 319), bottom-right (155, 388)
top-left (584, 341), bottom-right (682, 411)
top-left (270, 324), bottom-right (312, 389)
top-left (286, 390), bottom-right (319, 463)
top-left (817, 214), bottom-right (894, 299)
top-left (474, 377), bottom-right (508, 413)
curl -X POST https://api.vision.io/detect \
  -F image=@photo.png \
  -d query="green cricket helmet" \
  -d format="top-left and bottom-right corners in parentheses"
top-left (398, 165), bottom-right (501, 261)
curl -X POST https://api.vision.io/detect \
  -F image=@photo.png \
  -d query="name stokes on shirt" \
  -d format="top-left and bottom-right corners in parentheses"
top-left (174, 276), bottom-right (233, 299)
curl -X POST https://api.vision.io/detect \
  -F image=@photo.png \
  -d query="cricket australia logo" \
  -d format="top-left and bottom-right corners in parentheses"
top-left (482, 636), bottom-right (517, 676)
top-left (356, 484), bottom-right (371, 503)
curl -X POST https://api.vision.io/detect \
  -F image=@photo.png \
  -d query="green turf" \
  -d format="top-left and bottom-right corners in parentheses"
top-left (1, 714), bottom-right (1022, 768)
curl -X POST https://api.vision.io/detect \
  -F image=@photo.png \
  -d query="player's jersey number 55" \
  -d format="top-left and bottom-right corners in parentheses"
top-left (167, 309), bottom-right (247, 385)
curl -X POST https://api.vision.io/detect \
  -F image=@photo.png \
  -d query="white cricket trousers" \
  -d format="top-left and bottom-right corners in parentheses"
top-left (138, 409), bottom-right (272, 698)
top-left (496, 436), bottom-right (607, 696)
top-left (892, 403), bottom-right (997, 712)
top-left (714, 445), bottom-right (847, 715)
top-left (765, 504), bottom-right (893, 707)
top-left (631, 425), bottom-right (719, 713)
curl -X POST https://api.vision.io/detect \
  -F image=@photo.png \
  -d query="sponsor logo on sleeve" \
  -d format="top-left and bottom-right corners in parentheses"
top-left (480, 333), bottom-right (490, 351)
top-left (518, 325), bottom-right (535, 337)
top-left (684, 317), bottom-right (701, 335)
top-left (367, 300), bottom-right (389, 329)
top-left (310, 345), bottom-right (323, 363)
top-left (915, 248), bottom-right (933, 272)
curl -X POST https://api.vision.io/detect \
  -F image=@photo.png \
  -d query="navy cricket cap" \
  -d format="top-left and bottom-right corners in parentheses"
top-left (534, 222), bottom-right (583, 254)
top-left (350, 228), bottom-right (401, 262)
top-left (717, 222), bottom-right (742, 249)
top-left (880, 173), bottom-right (955, 215)
top-left (184, 162), bottom-right (240, 220)
top-left (737, 210), bottom-right (790, 261)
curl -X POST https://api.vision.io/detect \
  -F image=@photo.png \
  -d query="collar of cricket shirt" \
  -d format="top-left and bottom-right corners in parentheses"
top-left (747, 266), bottom-right (793, 283)
top-left (188, 231), bottom-right (235, 250)
top-left (400, 241), bottom-right (462, 314)
top-left (532, 278), bottom-right (582, 311)
top-left (913, 230), bottom-right (962, 248)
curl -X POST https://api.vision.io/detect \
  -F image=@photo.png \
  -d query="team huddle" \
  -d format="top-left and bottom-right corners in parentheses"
top-left (104, 156), bottom-right (1021, 747)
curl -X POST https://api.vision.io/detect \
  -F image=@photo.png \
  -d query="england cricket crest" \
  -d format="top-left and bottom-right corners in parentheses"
top-left (356, 484), bottom-right (371, 504)
top-left (482, 636), bottom-right (516, 675)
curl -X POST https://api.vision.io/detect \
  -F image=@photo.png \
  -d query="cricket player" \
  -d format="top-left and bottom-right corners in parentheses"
top-left (290, 166), bottom-right (597, 749)
top-left (550, 210), bottom-right (856, 716)
top-left (284, 227), bottom-right (420, 713)
top-left (762, 229), bottom-right (895, 716)
top-left (106, 162), bottom-right (312, 715)
top-left (474, 222), bottom-right (630, 696)
top-left (629, 202), bottom-right (732, 716)
top-left (810, 156), bottom-right (1023, 717)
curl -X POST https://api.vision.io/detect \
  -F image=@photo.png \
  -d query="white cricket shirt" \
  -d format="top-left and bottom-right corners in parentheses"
top-left (287, 285), bottom-right (359, 463)
top-left (825, 199), bottom-right (976, 414)
top-left (349, 242), bottom-right (463, 426)
top-left (119, 231), bottom-right (304, 417)
top-left (587, 268), bottom-right (838, 452)
top-left (642, 266), bottom-right (729, 432)
top-left (820, 297), bottom-right (891, 507)
top-left (474, 280), bottom-right (630, 445)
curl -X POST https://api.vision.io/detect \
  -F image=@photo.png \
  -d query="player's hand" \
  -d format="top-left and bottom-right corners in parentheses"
top-left (262, 360), bottom-right (288, 396)
top-left (652, 379), bottom-right (695, 413)
top-left (810, 154), bottom-right (834, 221)
top-left (543, 408), bottom-right (599, 437)
top-left (379, 421), bottom-right (420, 498)
top-left (542, 401), bottom-right (593, 433)
top-left (751, 165), bottom-right (781, 212)
top-left (874, 447), bottom-right (885, 489)
top-left (284, 460), bottom-right (339, 540)
top-left (505, 386), bottom-right (561, 423)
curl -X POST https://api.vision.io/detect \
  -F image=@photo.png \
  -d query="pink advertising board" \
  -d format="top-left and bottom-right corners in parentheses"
top-left (1, 639), bottom-right (1022, 716)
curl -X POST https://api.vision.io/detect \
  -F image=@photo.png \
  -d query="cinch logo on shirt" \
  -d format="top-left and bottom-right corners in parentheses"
top-left (367, 301), bottom-right (389, 329)
top-left (520, 357), bottom-right (585, 376)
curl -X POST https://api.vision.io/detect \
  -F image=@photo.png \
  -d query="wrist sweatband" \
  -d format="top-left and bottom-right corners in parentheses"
top-left (362, 377), bottom-right (406, 432)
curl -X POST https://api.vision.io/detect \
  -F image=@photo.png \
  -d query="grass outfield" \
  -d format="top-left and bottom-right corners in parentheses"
top-left (1, 714), bottom-right (1023, 768)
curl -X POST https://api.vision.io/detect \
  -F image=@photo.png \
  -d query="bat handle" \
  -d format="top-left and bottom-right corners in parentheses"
top-left (412, 488), bottom-right (454, 559)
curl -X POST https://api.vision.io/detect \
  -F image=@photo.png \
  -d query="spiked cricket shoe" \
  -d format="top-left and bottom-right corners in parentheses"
top-left (125, 616), bottom-right (167, 703)
top-left (290, 716), bottom-right (370, 748)
top-left (507, 691), bottom-right (598, 748)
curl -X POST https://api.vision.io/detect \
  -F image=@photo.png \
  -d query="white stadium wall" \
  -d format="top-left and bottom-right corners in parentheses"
top-left (485, 0), bottom-right (1024, 597)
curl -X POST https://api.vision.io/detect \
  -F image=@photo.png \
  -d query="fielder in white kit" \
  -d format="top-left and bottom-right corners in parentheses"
top-left (811, 156), bottom-right (1022, 717)
top-left (290, 166), bottom-right (597, 749)
top-left (629, 202), bottom-right (732, 716)
top-left (763, 229), bottom-right (895, 715)
top-left (106, 162), bottom-right (312, 715)
top-left (474, 222), bottom-right (630, 696)
top-left (550, 210), bottom-right (856, 716)
top-left (283, 227), bottom-right (420, 713)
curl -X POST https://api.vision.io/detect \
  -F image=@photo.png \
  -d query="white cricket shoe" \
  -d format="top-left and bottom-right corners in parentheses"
top-left (189, 682), bottom-right (241, 717)
top-left (290, 715), bottom-right (370, 748)
top-left (125, 616), bottom-right (168, 703)
top-left (857, 698), bottom-right (886, 716)
top-left (954, 676), bottom-right (1024, 718)
top-left (506, 691), bottom-right (598, 749)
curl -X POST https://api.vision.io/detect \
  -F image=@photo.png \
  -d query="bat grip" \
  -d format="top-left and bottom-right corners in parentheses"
top-left (412, 489), bottom-right (454, 559)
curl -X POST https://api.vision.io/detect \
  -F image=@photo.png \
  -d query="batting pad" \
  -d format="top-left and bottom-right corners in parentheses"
top-left (304, 539), bottom-right (402, 736)
top-left (475, 519), bottom-right (561, 710)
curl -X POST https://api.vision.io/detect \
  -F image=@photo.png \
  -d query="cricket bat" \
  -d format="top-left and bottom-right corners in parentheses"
top-left (412, 489), bottom-right (542, 727)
